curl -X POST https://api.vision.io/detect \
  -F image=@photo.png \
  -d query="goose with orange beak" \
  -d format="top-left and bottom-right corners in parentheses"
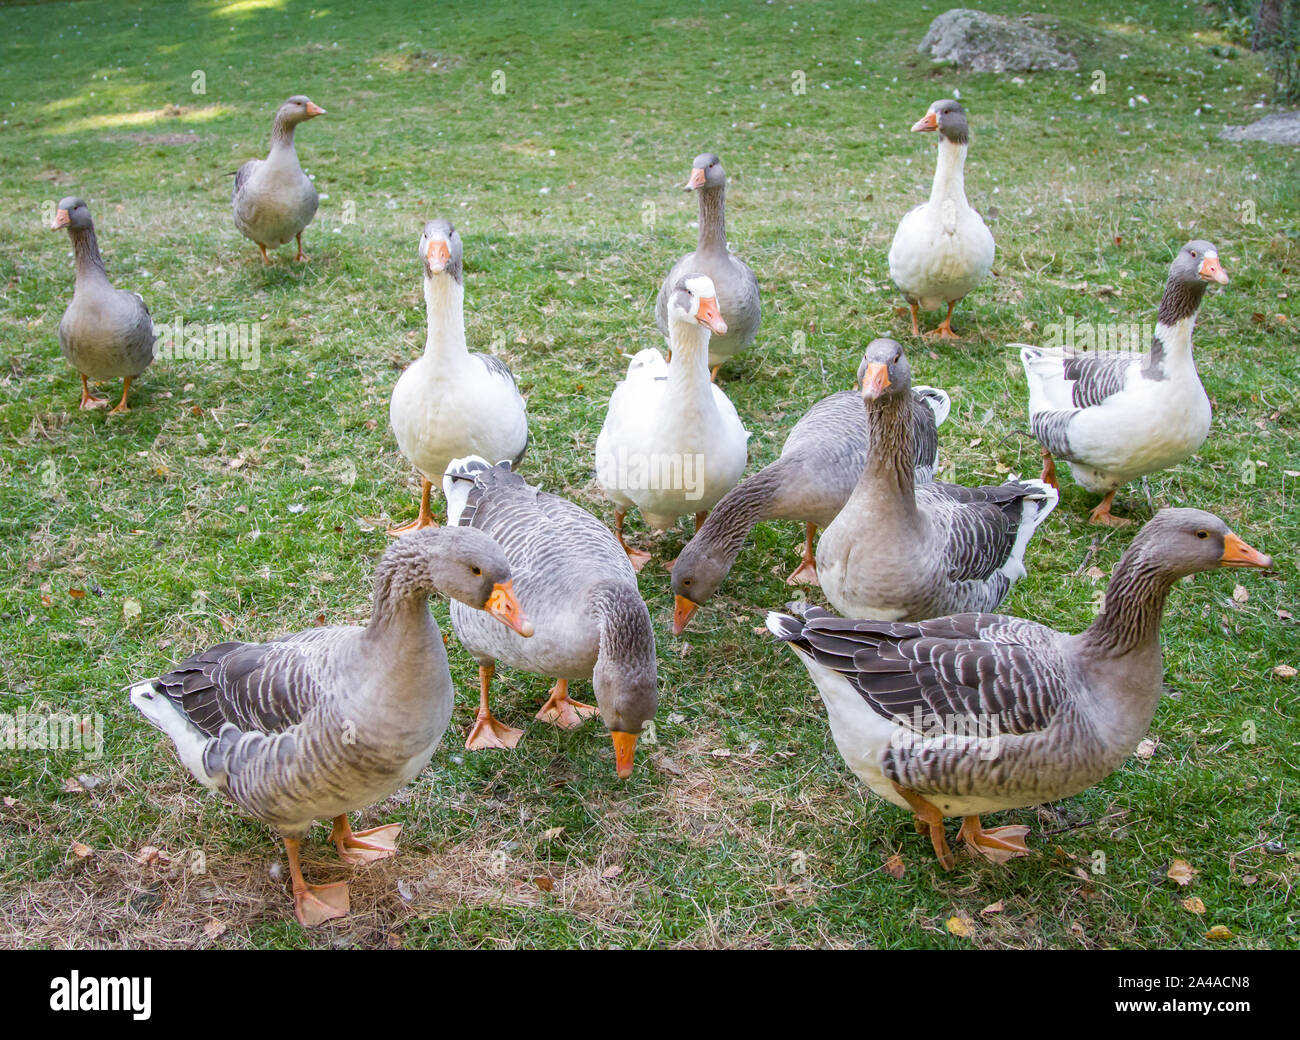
top-left (232, 95), bottom-right (326, 264)
top-left (597, 274), bottom-right (751, 570)
top-left (388, 219), bottom-right (530, 537)
top-left (655, 153), bottom-right (761, 380)
top-left (49, 196), bottom-right (155, 414)
top-left (445, 458), bottom-right (657, 774)
top-left (1021, 240), bottom-right (1229, 526)
top-left (888, 99), bottom-right (995, 340)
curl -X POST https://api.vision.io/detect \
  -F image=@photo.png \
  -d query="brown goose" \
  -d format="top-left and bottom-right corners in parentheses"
top-left (670, 381), bottom-right (950, 634)
top-left (444, 457), bottom-right (657, 776)
top-left (770, 508), bottom-right (1272, 869)
top-left (232, 95), bottom-right (325, 264)
top-left (50, 198), bottom-right (154, 413)
top-left (130, 527), bottom-right (530, 927)
top-left (654, 153), bottom-right (761, 379)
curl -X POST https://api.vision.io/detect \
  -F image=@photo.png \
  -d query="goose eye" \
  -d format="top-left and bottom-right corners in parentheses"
top-left (471, 566), bottom-right (482, 576)
top-left (682, 578), bottom-right (692, 587)
top-left (1189, 250), bottom-right (1197, 258)
top-left (1195, 530), bottom-right (1208, 539)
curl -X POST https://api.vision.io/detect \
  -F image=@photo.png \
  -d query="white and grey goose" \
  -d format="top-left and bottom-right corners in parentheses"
top-left (389, 220), bottom-right (529, 532)
top-left (770, 508), bottom-right (1273, 868)
top-left (49, 197), bottom-right (154, 414)
top-left (231, 95), bottom-right (325, 264)
top-left (669, 379), bottom-right (951, 634)
top-left (654, 153), bottom-right (761, 379)
top-left (888, 100), bottom-right (995, 340)
top-left (816, 339), bottom-right (1057, 621)
top-left (444, 457), bottom-right (657, 775)
top-left (597, 274), bottom-right (750, 569)
top-left (1020, 240), bottom-right (1229, 526)
top-left (130, 527), bottom-right (532, 927)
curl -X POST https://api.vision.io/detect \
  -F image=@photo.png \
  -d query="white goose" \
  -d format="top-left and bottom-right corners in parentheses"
top-left (888, 99), bottom-right (995, 340)
top-left (1020, 240), bottom-right (1228, 526)
top-left (389, 220), bottom-right (529, 533)
top-left (595, 274), bottom-right (750, 569)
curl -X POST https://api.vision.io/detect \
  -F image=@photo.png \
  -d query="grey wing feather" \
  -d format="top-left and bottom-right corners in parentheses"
top-left (920, 481), bottom-right (1043, 583)
top-left (1063, 353), bottom-right (1135, 408)
top-left (1030, 409), bottom-right (1077, 459)
top-left (232, 158), bottom-right (260, 201)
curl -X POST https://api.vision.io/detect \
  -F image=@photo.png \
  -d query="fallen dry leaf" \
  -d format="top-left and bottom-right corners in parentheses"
top-left (883, 853), bottom-right (905, 879)
top-left (1181, 896), bottom-right (1207, 915)
top-left (982, 900), bottom-right (1005, 915)
top-left (135, 845), bottom-right (169, 866)
top-left (71, 842), bottom-right (92, 859)
top-left (540, 826), bottom-right (565, 842)
top-left (1232, 584), bottom-right (1249, 605)
top-left (1204, 925), bottom-right (1233, 941)
top-left (1273, 664), bottom-right (1297, 679)
top-left (1167, 859), bottom-right (1198, 886)
top-left (202, 919), bottom-right (226, 939)
top-left (533, 876), bottom-right (555, 893)
top-left (68, 588), bottom-right (85, 600)
top-left (945, 912), bottom-right (974, 937)
top-left (62, 777), bottom-right (84, 793)
top-left (601, 864), bottom-right (623, 879)
top-left (1135, 738), bottom-right (1158, 760)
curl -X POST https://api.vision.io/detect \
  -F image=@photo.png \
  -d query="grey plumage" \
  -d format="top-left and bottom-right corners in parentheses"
top-left (232, 95), bottom-right (323, 254)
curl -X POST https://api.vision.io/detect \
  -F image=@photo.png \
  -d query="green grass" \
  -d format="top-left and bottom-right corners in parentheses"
top-left (0, 0), bottom-right (1296, 949)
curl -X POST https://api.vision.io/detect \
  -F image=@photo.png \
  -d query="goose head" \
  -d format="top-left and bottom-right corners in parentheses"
top-left (670, 548), bottom-right (725, 635)
top-left (857, 337), bottom-right (912, 403)
top-left (592, 621), bottom-right (658, 780)
top-left (393, 527), bottom-right (533, 635)
top-left (277, 95), bottom-right (326, 126)
top-left (1133, 509), bottom-right (1271, 579)
top-left (911, 99), bottom-right (969, 145)
top-left (684, 152), bottom-right (726, 192)
top-left (50, 197), bottom-right (92, 232)
top-left (667, 274), bottom-right (727, 335)
top-left (419, 218), bottom-right (464, 282)
top-left (1175, 240), bottom-right (1229, 286)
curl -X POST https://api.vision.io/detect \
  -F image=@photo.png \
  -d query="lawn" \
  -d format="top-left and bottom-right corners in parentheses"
top-left (0, 0), bottom-right (1295, 950)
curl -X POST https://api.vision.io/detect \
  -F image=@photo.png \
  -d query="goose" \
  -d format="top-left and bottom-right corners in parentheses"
top-left (49, 197), bottom-right (154, 414)
top-left (1020, 240), bottom-right (1229, 527)
top-left (444, 458), bottom-right (658, 772)
top-left (654, 153), bottom-right (761, 379)
top-left (769, 508), bottom-right (1272, 869)
top-left (670, 381), bottom-right (951, 635)
top-left (596, 274), bottom-right (750, 569)
top-left (129, 526), bottom-right (532, 926)
top-left (888, 100), bottom-right (995, 340)
top-left (388, 220), bottom-right (529, 533)
top-left (816, 339), bottom-right (1057, 621)
top-left (231, 95), bottom-right (325, 264)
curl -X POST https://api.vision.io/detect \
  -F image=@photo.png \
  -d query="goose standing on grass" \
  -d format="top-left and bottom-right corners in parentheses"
top-left (597, 274), bottom-right (750, 569)
top-left (1021, 241), bottom-right (1228, 527)
top-left (817, 339), bottom-right (1057, 621)
top-left (655, 154), bottom-right (760, 380)
top-left (888, 100), bottom-right (994, 340)
top-left (444, 458), bottom-right (658, 772)
top-left (669, 381), bottom-right (950, 635)
top-left (770, 508), bottom-right (1272, 869)
top-left (49, 198), bottom-right (155, 414)
top-left (389, 220), bottom-right (529, 533)
top-left (232, 95), bottom-right (325, 264)
top-left (129, 527), bottom-right (532, 927)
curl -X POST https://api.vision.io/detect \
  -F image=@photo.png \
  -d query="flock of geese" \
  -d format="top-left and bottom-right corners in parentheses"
top-left (45, 95), bottom-right (1274, 927)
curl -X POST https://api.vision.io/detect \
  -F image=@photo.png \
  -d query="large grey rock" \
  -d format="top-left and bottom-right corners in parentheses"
top-left (918, 9), bottom-right (1078, 73)
top-left (1218, 111), bottom-right (1300, 145)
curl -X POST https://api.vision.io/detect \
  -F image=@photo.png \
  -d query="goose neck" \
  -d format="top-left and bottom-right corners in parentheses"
top-left (928, 139), bottom-right (968, 209)
top-left (69, 225), bottom-right (110, 287)
top-left (423, 274), bottom-right (467, 362)
top-left (696, 184), bottom-right (728, 257)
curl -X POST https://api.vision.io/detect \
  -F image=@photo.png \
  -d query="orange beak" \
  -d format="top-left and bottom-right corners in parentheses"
top-left (860, 361), bottom-right (891, 400)
top-left (485, 580), bottom-right (534, 636)
top-left (426, 238), bottom-right (450, 272)
top-left (696, 295), bottom-right (727, 335)
top-left (1219, 532), bottom-right (1272, 569)
top-left (50, 209), bottom-right (70, 230)
top-left (1198, 254), bottom-right (1229, 285)
top-left (672, 595), bottom-right (698, 636)
top-left (305, 102), bottom-right (326, 117)
top-left (685, 167), bottom-right (707, 191)
top-left (610, 730), bottom-right (638, 779)
top-left (911, 111), bottom-right (939, 132)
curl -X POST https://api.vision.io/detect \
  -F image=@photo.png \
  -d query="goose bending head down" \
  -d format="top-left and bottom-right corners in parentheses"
top-left (771, 508), bottom-right (1272, 870)
top-left (129, 526), bottom-right (529, 927)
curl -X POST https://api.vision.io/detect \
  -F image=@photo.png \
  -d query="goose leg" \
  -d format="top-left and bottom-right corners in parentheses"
top-left (1039, 448), bottom-right (1059, 490)
top-left (1088, 491), bottom-right (1130, 528)
top-left (329, 814), bottom-right (402, 865)
top-left (466, 663), bottom-right (524, 750)
top-left (709, 364), bottom-right (721, 383)
top-left (284, 837), bottom-right (349, 927)
top-left (258, 243), bottom-right (271, 265)
top-left (957, 816), bottom-right (1030, 864)
top-left (924, 301), bottom-right (961, 341)
top-left (891, 782), bottom-right (954, 870)
top-left (295, 232), bottom-right (308, 263)
top-left (107, 377), bottom-right (132, 416)
top-left (535, 678), bottom-right (599, 730)
top-left (614, 508), bottom-right (651, 572)
top-left (785, 523), bottom-right (820, 585)
top-left (78, 374), bottom-right (109, 410)
top-left (908, 301), bottom-right (920, 338)
top-left (388, 478), bottom-right (439, 536)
